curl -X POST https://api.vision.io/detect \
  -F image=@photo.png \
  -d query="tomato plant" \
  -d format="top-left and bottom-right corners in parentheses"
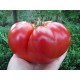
top-left (8, 21), bottom-right (71, 64)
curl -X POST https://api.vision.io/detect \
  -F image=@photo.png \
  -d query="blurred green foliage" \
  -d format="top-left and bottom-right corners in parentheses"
top-left (0, 26), bottom-right (12, 69)
top-left (0, 10), bottom-right (80, 70)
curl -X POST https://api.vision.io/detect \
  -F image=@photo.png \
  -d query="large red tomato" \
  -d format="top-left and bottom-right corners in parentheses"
top-left (8, 21), bottom-right (71, 64)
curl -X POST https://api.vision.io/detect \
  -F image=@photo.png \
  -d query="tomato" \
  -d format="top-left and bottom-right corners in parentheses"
top-left (8, 21), bottom-right (71, 64)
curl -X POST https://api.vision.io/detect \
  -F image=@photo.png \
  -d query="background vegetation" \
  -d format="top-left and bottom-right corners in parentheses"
top-left (0, 10), bottom-right (80, 70)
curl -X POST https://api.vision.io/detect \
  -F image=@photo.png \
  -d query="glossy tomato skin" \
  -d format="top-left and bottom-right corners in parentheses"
top-left (44, 22), bottom-right (71, 58)
top-left (8, 22), bottom-right (34, 59)
top-left (8, 21), bottom-right (71, 64)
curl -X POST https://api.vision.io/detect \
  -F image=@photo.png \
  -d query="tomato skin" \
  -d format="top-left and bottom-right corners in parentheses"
top-left (45, 22), bottom-right (71, 58)
top-left (8, 21), bottom-right (71, 64)
top-left (8, 22), bottom-right (34, 59)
